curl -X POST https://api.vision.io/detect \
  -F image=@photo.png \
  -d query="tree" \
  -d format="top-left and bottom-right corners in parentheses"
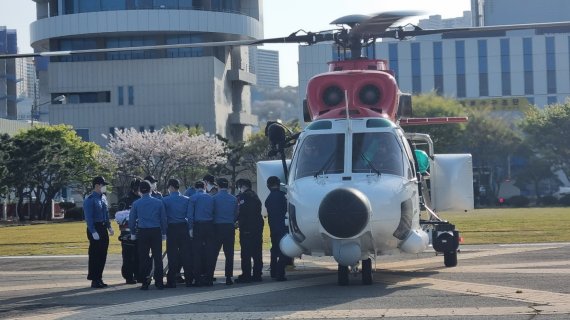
top-left (0, 134), bottom-right (12, 198)
top-left (513, 155), bottom-right (557, 198)
top-left (407, 93), bottom-right (467, 153)
top-left (6, 125), bottom-right (104, 220)
top-left (105, 129), bottom-right (225, 195)
top-left (519, 103), bottom-right (570, 176)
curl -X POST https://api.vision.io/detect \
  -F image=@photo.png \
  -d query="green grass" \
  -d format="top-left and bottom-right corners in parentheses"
top-left (0, 221), bottom-right (273, 256)
top-left (438, 207), bottom-right (570, 244)
top-left (0, 208), bottom-right (569, 256)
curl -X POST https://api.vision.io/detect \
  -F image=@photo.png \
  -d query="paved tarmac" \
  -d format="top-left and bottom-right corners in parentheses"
top-left (0, 242), bottom-right (569, 320)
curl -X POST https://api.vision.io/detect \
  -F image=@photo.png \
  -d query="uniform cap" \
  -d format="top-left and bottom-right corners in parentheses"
top-left (203, 174), bottom-right (215, 184)
top-left (216, 178), bottom-right (229, 189)
top-left (92, 176), bottom-right (108, 186)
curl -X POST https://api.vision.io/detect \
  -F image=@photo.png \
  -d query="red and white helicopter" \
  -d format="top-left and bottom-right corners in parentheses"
top-left (256, 12), bottom-right (475, 285)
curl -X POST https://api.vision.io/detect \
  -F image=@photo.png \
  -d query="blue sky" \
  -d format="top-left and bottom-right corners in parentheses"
top-left (0, 0), bottom-right (470, 86)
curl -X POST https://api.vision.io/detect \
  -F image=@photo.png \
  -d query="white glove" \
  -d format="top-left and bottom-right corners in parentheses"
top-left (108, 227), bottom-right (114, 236)
top-left (189, 229), bottom-right (193, 238)
top-left (92, 232), bottom-right (100, 240)
top-left (162, 234), bottom-right (167, 241)
top-left (130, 234), bottom-right (136, 241)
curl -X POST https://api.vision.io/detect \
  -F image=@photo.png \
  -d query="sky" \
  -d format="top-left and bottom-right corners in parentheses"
top-left (0, 0), bottom-right (470, 87)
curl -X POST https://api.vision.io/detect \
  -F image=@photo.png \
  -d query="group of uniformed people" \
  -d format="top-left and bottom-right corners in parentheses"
top-left (84, 173), bottom-right (290, 290)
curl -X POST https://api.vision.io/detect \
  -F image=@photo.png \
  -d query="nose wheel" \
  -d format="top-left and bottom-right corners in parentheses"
top-left (338, 265), bottom-right (349, 286)
top-left (361, 258), bottom-right (373, 285)
top-left (337, 258), bottom-right (373, 286)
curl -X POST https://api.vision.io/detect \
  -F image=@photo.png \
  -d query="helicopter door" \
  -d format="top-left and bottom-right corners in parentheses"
top-left (430, 154), bottom-right (474, 212)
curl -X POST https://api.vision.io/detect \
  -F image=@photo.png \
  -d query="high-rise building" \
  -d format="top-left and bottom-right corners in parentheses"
top-left (250, 47), bottom-right (280, 88)
top-left (0, 26), bottom-right (17, 119)
top-left (418, 11), bottom-right (472, 29)
top-left (30, 0), bottom-right (262, 145)
top-left (471, 0), bottom-right (570, 26)
top-left (16, 57), bottom-right (37, 99)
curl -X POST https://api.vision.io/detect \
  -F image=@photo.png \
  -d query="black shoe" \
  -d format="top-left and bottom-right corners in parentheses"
top-left (165, 283), bottom-right (176, 289)
top-left (176, 275), bottom-right (185, 284)
top-left (126, 279), bottom-right (137, 284)
top-left (251, 276), bottom-right (263, 282)
top-left (91, 280), bottom-right (104, 289)
top-left (155, 283), bottom-right (164, 290)
top-left (276, 277), bottom-right (287, 282)
top-left (226, 277), bottom-right (233, 285)
top-left (140, 281), bottom-right (150, 290)
top-left (235, 276), bottom-right (251, 284)
top-left (98, 280), bottom-right (108, 287)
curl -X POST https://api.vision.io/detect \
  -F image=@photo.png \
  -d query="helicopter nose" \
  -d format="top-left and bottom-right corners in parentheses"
top-left (318, 188), bottom-right (370, 238)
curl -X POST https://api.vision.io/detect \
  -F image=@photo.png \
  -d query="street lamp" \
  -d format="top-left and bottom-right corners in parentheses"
top-left (31, 95), bottom-right (66, 126)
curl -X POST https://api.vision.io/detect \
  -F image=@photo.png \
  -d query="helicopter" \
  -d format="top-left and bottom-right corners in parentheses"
top-left (3, 10), bottom-right (541, 286)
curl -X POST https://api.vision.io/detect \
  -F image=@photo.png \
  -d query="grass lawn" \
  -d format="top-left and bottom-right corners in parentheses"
top-left (0, 207), bottom-right (568, 256)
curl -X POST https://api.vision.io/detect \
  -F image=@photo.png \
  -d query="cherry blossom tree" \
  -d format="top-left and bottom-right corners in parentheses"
top-left (105, 129), bottom-right (225, 195)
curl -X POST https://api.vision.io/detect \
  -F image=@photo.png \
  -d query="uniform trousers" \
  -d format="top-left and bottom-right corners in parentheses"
top-left (214, 223), bottom-right (235, 278)
top-left (270, 232), bottom-right (287, 278)
top-left (137, 227), bottom-right (163, 284)
top-left (239, 228), bottom-right (263, 279)
top-left (192, 221), bottom-right (215, 284)
top-left (120, 231), bottom-right (140, 282)
top-left (166, 223), bottom-right (193, 285)
top-left (87, 222), bottom-right (109, 281)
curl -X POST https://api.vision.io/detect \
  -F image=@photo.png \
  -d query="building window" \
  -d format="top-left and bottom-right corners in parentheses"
top-left (455, 41), bottom-right (466, 98)
top-left (109, 127), bottom-right (116, 136)
top-left (388, 43), bottom-right (399, 82)
top-left (75, 129), bottom-right (90, 141)
top-left (478, 40), bottom-right (488, 97)
top-left (118, 86), bottom-right (124, 105)
top-left (547, 96), bottom-right (557, 105)
top-left (523, 38), bottom-right (534, 95)
top-left (411, 43), bottom-right (421, 94)
top-left (128, 86), bottom-right (134, 105)
top-left (433, 42), bottom-right (443, 95)
top-left (62, 91), bottom-right (111, 104)
top-left (500, 39), bottom-right (511, 96)
top-left (101, 0), bottom-right (126, 10)
top-left (139, 126), bottom-right (145, 132)
top-left (149, 125), bottom-right (155, 132)
top-left (546, 37), bottom-right (557, 94)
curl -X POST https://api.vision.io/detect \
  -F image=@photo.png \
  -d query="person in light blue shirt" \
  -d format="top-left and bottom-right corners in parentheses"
top-left (186, 181), bottom-right (215, 286)
top-left (212, 178), bottom-right (238, 285)
top-left (129, 180), bottom-right (167, 290)
top-left (84, 176), bottom-right (113, 289)
top-left (162, 178), bottom-right (192, 288)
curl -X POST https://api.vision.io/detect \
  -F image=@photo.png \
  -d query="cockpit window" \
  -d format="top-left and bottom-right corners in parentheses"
top-left (352, 132), bottom-right (404, 176)
top-left (294, 134), bottom-right (345, 179)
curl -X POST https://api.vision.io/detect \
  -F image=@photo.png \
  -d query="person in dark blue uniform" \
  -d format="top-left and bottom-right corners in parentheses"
top-left (84, 176), bottom-right (113, 289)
top-left (265, 176), bottom-right (288, 281)
top-left (162, 178), bottom-right (192, 288)
top-left (116, 177), bottom-right (142, 284)
top-left (235, 179), bottom-right (264, 283)
top-left (212, 178), bottom-right (238, 285)
top-left (187, 180), bottom-right (215, 286)
top-left (129, 180), bottom-right (167, 290)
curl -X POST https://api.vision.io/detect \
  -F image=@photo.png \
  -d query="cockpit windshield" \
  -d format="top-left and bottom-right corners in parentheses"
top-left (352, 132), bottom-right (404, 176)
top-left (294, 134), bottom-right (345, 179)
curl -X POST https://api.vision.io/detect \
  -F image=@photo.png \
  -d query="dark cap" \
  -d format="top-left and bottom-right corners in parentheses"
top-left (203, 174), bottom-right (215, 184)
top-left (130, 177), bottom-right (141, 190)
top-left (140, 180), bottom-right (151, 194)
top-left (144, 175), bottom-right (158, 183)
top-left (216, 178), bottom-right (229, 189)
top-left (194, 180), bottom-right (205, 189)
top-left (167, 178), bottom-right (180, 189)
top-left (92, 176), bottom-right (108, 186)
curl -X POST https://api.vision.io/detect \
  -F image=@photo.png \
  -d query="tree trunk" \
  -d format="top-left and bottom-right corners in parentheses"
top-left (16, 188), bottom-right (25, 221)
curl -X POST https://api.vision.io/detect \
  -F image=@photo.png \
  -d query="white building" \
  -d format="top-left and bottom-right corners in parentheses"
top-left (250, 47), bottom-right (280, 88)
top-left (418, 11), bottom-right (472, 30)
top-left (30, 0), bottom-right (263, 145)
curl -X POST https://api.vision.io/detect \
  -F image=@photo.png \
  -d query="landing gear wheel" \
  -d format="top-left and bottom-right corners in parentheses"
top-left (361, 258), bottom-right (373, 285)
top-left (338, 265), bottom-right (349, 286)
top-left (444, 250), bottom-right (458, 267)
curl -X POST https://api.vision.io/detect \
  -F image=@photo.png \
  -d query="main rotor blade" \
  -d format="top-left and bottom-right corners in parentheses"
top-left (351, 11), bottom-right (421, 37)
top-left (0, 39), bottom-right (260, 60)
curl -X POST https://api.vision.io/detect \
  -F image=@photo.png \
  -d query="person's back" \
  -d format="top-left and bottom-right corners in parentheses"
top-left (238, 189), bottom-right (263, 232)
